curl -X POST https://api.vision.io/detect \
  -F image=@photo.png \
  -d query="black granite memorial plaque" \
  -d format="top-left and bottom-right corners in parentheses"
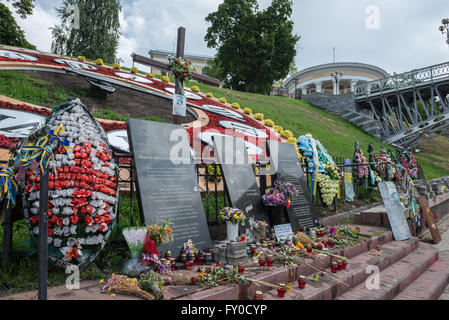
top-left (212, 135), bottom-right (269, 232)
top-left (267, 141), bottom-right (319, 230)
top-left (127, 119), bottom-right (212, 256)
top-left (378, 182), bottom-right (411, 241)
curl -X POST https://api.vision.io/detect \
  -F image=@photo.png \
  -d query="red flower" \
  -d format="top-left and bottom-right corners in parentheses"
top-left (30, 216), bottom-right (39, 224)
top-left (57, 218), bottom-right (63, 227)
top-left (48, 229), bottom-right (53, 237)
top-left (70, 215), bottom-right (79, 224)
top-left (85, 216), bottom-right (93, 226)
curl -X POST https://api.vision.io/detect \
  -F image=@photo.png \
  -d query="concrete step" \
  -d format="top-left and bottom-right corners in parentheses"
top-left (177, 226), bottom-right (392, 300)
top-left (335, 242), bottom-right (439, 300)
top-left (394, 251), bottom-right (449, 300)
top-left (262, 238), bottom-right (419, 300)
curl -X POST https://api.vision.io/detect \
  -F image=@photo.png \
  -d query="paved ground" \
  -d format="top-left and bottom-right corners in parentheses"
top-left (435, 221), bottom-right (449, 300)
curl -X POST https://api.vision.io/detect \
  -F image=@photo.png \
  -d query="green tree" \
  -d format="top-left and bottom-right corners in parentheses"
top-left (0, 2), bottom-right (35, 49)
top-left (51, 0), bottom-right (121, 64)
top-left (3, 0), bottom-right (35, 18)
top-left (204, 0), bottom-right (299, 94)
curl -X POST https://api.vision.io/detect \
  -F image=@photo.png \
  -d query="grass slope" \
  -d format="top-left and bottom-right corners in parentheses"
top-left (0, 69), bottom-right (447, 179)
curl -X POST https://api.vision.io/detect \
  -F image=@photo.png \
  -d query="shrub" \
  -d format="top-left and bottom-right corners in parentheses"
top-left (281, 130), bottom-right (294, 140)
top-left (95, 59), bottom-right (104, 66)
top-left (254, 113), bottom-right (264, 121)
top-left (161, 75), bottom-right (170, 83)
top-left (274, 125), bottom-right (283, 133)
top-left (287, 137), bottom-right (297, 144)
top-left (264, 119), bottom-right (274, 127)
top-left (77, 56), bottom-right (86, 62)
top-left (206, 92), bottom-right (214, 98)
top-left (231, 103), bottom-right (240, 109)
top-left (243, 108), bottom-right (252, 115)
top-left (130, 67), bottom-right (138, 74)
top-left (219, 97), bottom-right (227, 104)
top-left (112, 63), bottom-right (121, 70)
top-left (191, 86), bottom-right (200, 93)
top-left (146, 73), bottom-right (154, 78)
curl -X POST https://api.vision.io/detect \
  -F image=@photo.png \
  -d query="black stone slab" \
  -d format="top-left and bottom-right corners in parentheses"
top-left (212, 135), bottom-right (269, 231)
top-left (378, 182), bottom-right (411, 241)
top-left (127, 119), bottom-right (212, 257)
top-left (267, 141), bottom-right (319, 230)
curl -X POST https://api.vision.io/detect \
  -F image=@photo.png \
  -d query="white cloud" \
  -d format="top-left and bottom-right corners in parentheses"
top-left (7, 2), bottom-right (59, 53)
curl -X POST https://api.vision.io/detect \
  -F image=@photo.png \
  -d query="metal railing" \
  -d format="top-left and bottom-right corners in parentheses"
top-left (355, 61), bottom-right (449, 98)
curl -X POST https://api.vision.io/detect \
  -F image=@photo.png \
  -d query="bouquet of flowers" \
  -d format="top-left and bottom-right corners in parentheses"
top-left (168, 55), bottom-right (195, 83)
top-left (122, 227), bottom-right (147, 258)
top-left (262, 179), bottom-right (298, 207)
top-left (218, 207), bottom-right (247, 225)
top-left (251, 220), bottom-right (269, 240)
top-left (146, 221), bottom-right (174, 247)
top-left (182, 239), bottom-right (198, 255)
top-left (353, 141), bottom-right (369, 184)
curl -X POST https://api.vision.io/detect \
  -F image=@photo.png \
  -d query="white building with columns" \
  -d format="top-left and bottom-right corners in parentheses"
top-left (283, 62), bottom-right (389, 97)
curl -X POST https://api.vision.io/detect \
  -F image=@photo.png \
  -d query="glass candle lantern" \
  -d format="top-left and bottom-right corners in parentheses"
top-left (266, 255), bottom-right (274, 267)
top-left (254, 291), bottom-right (264, 301)
top-left (204, 253), bottom-right (212, 265)
top-left (258, 258), bottom-right (266, 267)
top-left (238, 263), bottom-right (245, 274)
top-left (165, 251), bottom-right (172, 260)
top-left (307, 245), bottom-right (313, 253)
top-left (277, 283), bottom-right (286, 298)
top-left (331, 262), bottom-right (338, 273)
top-left (180, 254), bottom-right (187, 263)
top-left (317, 242), bottom-right (323, 251)
top-left (247, 247), bottom-right (251, 258)
top-left (250, 244), bottom-right (257, 257)
top-left (342, 260), bottom-right (348, 270)
top-left (376, 245), bottom-right (381, 252)
top-left (170, 258), bottom-right (176, 271)
top-left (337, 260), bottom-right (343, 270)
top-left (298, 275), bottom-right (306, 289)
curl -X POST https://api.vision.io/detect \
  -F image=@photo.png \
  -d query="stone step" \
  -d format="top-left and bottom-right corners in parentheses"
top-left (394, 251), bottom-right (449, 300)
top-left (177, 226), bottom-right (392, 300)
top-left (262, 238), bottom-right (420, 300)
top-left (335, 242), bottom-right (439, 300)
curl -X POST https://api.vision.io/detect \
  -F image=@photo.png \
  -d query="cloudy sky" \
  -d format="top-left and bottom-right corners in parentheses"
top-left (7, 0), bottom-right (449, 75)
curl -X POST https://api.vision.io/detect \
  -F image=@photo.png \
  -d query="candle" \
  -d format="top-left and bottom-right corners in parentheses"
top-left (317, 242), bottom-right (323, 251)
top-left (277, 283), bottom-right (286, 298)
top-left (266, 255), bottom-right (274, 267)
top-left (331, 262), bottom-right (338, 273)
top-left (298, 275), bottom-right (306, 289)
top-left (254, 291), bottom-right (264, 301)
top-left (337, 260), bottom-right (343, 270)
top-left (250, 244), bottom-right (257, 257)
top-left (238, 263), bottom-right (245, 274)
top-left (259, 258), bottom-right (266, 267)
top-left (342, 260), bottom-right (348, 270)
top-left (307, 245), bottom-right (313, 253)
top-left (376, 245), bottom-right (381, 252)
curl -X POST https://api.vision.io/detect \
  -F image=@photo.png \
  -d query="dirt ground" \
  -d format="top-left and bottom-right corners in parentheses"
top-left (19, 71), bottom-right (196, 123)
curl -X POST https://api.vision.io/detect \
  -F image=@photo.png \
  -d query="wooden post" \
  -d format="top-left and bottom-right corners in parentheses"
top-left (173, 27), bottom-right (186, 125)
top-left (38, 170), bottom-right (49, 300)
top-left (1, 203), bottom-right (13, 269)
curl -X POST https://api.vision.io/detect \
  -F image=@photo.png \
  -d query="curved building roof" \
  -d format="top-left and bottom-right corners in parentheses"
top-left (284, 62), bottom-right (389, 91)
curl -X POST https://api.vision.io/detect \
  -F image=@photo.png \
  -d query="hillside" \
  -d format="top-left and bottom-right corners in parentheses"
top-left (0, 69), bottom-right (448, 179)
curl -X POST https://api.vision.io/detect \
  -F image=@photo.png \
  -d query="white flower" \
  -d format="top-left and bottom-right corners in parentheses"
top-left (54, 238), bottom-right (62, 247)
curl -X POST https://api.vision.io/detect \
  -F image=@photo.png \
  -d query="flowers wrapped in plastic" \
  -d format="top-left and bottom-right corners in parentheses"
top-left (122, 227), bottom-right (151, 277)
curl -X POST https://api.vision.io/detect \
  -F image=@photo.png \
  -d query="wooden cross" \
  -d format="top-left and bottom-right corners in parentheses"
top-left (173, 27), bottom-right (186, 125)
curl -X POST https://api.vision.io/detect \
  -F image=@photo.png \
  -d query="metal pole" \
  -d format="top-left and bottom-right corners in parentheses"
top-left (38, 170), bottom-right (49, 300)
top-left (173, 27), bottom-right (186, 125)
top-left (1, 203), bottom-right (13, 269)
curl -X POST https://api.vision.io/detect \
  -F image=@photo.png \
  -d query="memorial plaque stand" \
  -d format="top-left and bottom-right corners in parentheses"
top-left (267, 141), bottom-right (319, 230)
top-left (213, 135), bottom-right (269, 235)
top-left (127, 119), bottom-right (212, 257)
top-left (378, 182), bottom-right (412, 241)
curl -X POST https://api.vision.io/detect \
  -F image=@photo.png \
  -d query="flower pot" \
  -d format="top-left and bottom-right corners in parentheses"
top-left (268, 206), bottom-right (285, 226)
top-left (226, 221), bottom-right (239, 241)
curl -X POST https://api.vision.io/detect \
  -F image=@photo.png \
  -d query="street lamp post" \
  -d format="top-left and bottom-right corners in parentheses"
top-left (330, 71), bottom-right (343, 95)
top-left (439, 18), bottom-right (449, 45)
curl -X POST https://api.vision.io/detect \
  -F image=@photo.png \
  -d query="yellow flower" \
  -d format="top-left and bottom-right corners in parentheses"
top-left (111, 294), bottom-right (116, 297)
top-left (99, 279), bottom-right (104, 285)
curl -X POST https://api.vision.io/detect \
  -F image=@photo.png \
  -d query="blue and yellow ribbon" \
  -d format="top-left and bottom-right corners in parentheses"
top-left (0, 168), bottom-right (19, 207)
